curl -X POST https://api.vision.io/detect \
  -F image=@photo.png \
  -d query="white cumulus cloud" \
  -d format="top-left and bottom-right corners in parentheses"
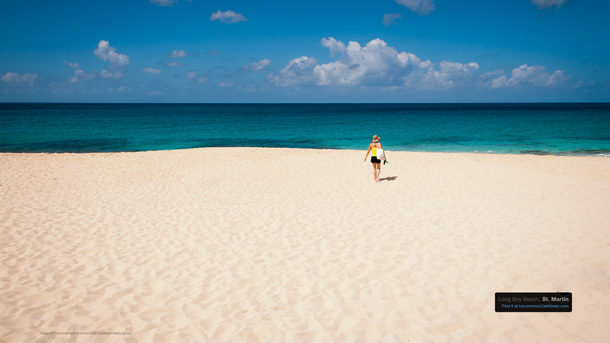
top-left (1, 72), bottom-right (37, 86)
top-left (210, 10), bottom-right (248, 24)
top-left (531, 0), bottom-right (567, 10)
top-left (94, 40), bottom-right (129, 79)
top-left (65, 61), bottom-right (94, 83)
top-left (169, 50), bottom-right (186, 58)
top-left (407, 61), bottom-right (480, 90)
top-left (382, 13), bottom-right (402, 26)
top-left (271, 38), bottom-right (435, 88)
top-left (315, 39), bottom-right (427, 87)
top-left (268, 56), bottom-right (319, 87)
top-left (142, 68), bottom-right (162, 74)
top-left (243, 59), bottom-right (271, 72)
top-left (395, 0), bottom-right (435, 15)
top-left (491, 64), bottom-right (570, 88)
top-left (321, 37), bottom-right (346, 57)
top-left (151, 0), bottom-right (177, 7)
top-left (186, 71), bottom-right (197, 79)
top-left (167, 62), bottom-right (184, 67)
top-left (95, 40), bottom-right (129, 66)
top-left (271, 37), bottom-right (573, 92)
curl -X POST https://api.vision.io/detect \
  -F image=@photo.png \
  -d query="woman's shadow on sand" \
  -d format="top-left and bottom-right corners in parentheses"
top-left (379, 176), bottom-right (397, 182)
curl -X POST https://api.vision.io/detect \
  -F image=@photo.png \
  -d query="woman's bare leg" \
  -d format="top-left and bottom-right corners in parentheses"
top-left (374, 163), bottom-right (380, 182)
top-left (372, 163), bottom-right (377, 182)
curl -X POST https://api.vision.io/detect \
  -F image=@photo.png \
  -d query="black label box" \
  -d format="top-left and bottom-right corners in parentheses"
top-left (495, 292), bottom-right (572, 312)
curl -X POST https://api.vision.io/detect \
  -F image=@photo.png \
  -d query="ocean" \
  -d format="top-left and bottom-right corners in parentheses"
top-left (1, 103), bottom-right (609, 155)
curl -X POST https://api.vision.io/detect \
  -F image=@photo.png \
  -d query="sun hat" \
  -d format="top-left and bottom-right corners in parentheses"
top-left (372, 135), bottom-right (380, 142)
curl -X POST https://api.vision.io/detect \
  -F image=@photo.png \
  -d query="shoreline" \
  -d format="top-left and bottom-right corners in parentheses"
top-left (2, 148), bottom-right (609, 341)
top-left (2, 146), bottom-right (610, 157)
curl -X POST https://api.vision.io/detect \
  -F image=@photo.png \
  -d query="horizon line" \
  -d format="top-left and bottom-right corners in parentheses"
top-left (1, 101), bottom-right (609, 105)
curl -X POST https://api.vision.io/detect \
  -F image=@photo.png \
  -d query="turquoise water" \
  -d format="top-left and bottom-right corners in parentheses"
top-left (0, 103), bottom-right (609, 155)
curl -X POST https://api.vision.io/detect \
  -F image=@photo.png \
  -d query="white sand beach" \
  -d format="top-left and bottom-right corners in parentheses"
top-left (1, 148), bottom-right (609, 342)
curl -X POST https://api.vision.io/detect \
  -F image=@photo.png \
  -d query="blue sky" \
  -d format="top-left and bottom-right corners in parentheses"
top-left (1, 0), bottom-right (609, 102)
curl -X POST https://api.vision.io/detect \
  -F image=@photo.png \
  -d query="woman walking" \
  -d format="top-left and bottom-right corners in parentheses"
top-left (364, 135), bottom-right (385, 183)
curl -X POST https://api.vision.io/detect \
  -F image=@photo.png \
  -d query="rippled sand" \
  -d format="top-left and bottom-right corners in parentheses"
top-left (1, 148), bottom-right (609, 342)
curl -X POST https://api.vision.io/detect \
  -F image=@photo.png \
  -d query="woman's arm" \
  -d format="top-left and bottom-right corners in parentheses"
top-left (364, 145), bottom-right (371, 161)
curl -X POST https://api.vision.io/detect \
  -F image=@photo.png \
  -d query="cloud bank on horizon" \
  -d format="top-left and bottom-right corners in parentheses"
top-left (0, 0), bottom-right (608, 102)
top-left (269, 37), bottom-right (571, 91)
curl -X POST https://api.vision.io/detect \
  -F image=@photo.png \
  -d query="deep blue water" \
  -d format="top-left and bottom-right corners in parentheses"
top-left (1, 103), bottom-right (609, 155)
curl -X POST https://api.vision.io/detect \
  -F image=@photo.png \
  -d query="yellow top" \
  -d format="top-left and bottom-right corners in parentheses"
top-left (372, 147), bottom-right (377, 157)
